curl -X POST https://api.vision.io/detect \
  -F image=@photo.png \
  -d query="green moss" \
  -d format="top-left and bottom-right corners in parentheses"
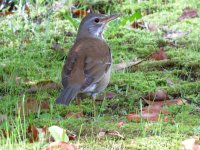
top-left (0, 0), bottom-right (199, 149)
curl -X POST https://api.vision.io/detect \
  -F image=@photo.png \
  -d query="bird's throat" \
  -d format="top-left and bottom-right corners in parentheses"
top-left (76, 26), bottom-right (105, 41)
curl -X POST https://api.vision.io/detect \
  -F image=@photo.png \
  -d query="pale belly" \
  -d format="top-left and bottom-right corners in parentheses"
top-left (82, 67), bottom-right (111, 97)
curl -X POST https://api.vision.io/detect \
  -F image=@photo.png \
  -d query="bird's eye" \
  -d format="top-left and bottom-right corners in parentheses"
top-left (94, 18), bottom-right (99, 23)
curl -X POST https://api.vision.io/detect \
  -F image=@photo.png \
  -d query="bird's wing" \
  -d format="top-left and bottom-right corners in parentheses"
top-left (62, 38), bottom-right (111, 90)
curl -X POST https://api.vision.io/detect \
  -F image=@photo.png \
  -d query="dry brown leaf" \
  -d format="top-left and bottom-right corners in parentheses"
top-left (17, 97), bottom-right (50, 116)
top-left (127, 112), bottom-right (160, 122)
top-left (71, 6), bottom-right (90, 18)
top-left (144, 99), bottom-right (185, 106)
top-left (26, 80), bottom-right (61, 93)
top-left (0, 11), bottom-right (14, 16)
top-left (65, 112), bottom-right (84, 118)
top-left (130, 21), bottom-right (144, 29)
top-left (127, 96), bottom-right (179, 122)
top-left (41, 101), bottom-right (50, 109)
top-left (147, 23), bottom-right (158, 32)
top-left (149, 48), bottom-right (168, 61)
top-left (142, 89), bottom-right (170, 101)
top-left (27, 124), bottom-right (47, 143)
top-left (46, 142), bottom-right (77, 150)
top-left (68, 134), bottom-right (77, 141)
top-left (179, 8), bottom-right (198, 21)
top-left (24, 3), bottom-right (30, 14)
top-left (1, 129), bottom-right (11, 138)
top-left (0, 2), bottom-right (29, 16)
top-left (116, 122), bottom-right (124, 127)
top-left (96, 92), bottom-right (117, 101)
top-left (129, 21), bottom-right (158, 32)
top-left (127, 98), bottom-right (185, 122)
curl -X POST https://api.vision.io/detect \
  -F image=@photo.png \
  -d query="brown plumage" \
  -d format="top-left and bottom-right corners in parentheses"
top-left (56, 13), bottom-right (120, 105)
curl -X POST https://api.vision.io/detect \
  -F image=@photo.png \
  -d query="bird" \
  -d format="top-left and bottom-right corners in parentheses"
top-left (56, 11), bottom-right (120, 106)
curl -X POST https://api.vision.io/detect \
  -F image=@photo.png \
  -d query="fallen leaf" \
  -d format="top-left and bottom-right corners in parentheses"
top-left (147, 23), bottom-right (158, 32)
top-left (48, 126), bottom-right (69, 142)
top-left (142, 104), bottom-right (163, 113)
top-left (179, 8), bottom-right (198, 21)
top-left (0, 11), bottom-right (14, 16)
top-left (46, 141), bottom-right (77, 150)
top-left (26, 80), bottom-right (61, 93)
top-left (27, 124), bottom-right (46, 143)
top-left (129, 21), bottom-right (158, 32)
top-left (1, 129), bottom-right (11, 138)
top-left (127, 99), bottom-right (184, 122)
top-left (181, 138), bottom-right (199, 150)
top-left (68, 134), bottom-right (77, 141)
top-left (144, 98), bottom-right (185, 106)
top-left (127, 112), bottom-right (159, 122)
top-left (41, 101), bottom-right (50, 109)
top-left (130, 21), bottom-right (144, 29)
top-left (96, 92), bottom-right (117, 101)
top-left (0, 2), bottom-right (29, 16)
top-left (149, 48), bottom-right (168, 61)
top-left (163, 99), bottom-right (185, 106)
top-left (17, 98), bottom-right (39, 116)
top-left (142, 89), bottom-right (170, 101)
top-left (116, 122), bottom-right (124, 127)
top-left (27, 124), bottom-right (38, 142)
top-left (17, 97), bottom-right (50, 116)
top-left (71, 6), bottom-right (90, 18)
top-left (164, 116), bottom-right (169, 122)
top-left (23, 3), bottom-right (30, 14)
top-left (65, 112), bottom-right (84, 118)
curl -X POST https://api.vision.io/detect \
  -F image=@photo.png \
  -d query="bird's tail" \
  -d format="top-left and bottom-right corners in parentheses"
top-left (56, 86), bottom-right (81, 105)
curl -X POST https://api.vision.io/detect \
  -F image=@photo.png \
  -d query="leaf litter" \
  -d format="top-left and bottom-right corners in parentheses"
top-left (26, 80), bottom-right (61, 93)
top-left (17, 97), bottom-right (50, 116)
top-left (179, 7), bottom-right (198, 21)
top-left (127, 90), bottom-right (185, 122)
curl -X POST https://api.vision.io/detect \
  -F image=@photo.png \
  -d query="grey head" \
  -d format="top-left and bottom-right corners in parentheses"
top-left (76, 13), bottom-right (120, 41)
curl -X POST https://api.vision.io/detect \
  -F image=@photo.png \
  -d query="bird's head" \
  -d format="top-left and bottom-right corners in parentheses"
top-left (77, 13), bottom-right (120, 40)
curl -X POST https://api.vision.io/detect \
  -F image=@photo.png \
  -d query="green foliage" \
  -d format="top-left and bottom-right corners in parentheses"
top-left (119, 10), bottom-right (142, 26)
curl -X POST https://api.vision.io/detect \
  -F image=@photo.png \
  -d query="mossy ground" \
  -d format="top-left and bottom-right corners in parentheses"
top-left (0, 0), bottom-right (199, 149)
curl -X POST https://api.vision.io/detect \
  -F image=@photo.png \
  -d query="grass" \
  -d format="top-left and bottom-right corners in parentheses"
top-left (0, 0), bottom-right (200, 149)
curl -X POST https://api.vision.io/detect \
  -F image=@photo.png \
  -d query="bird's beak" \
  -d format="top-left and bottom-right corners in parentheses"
top-left (101, 14), bottom-right (121, 23)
